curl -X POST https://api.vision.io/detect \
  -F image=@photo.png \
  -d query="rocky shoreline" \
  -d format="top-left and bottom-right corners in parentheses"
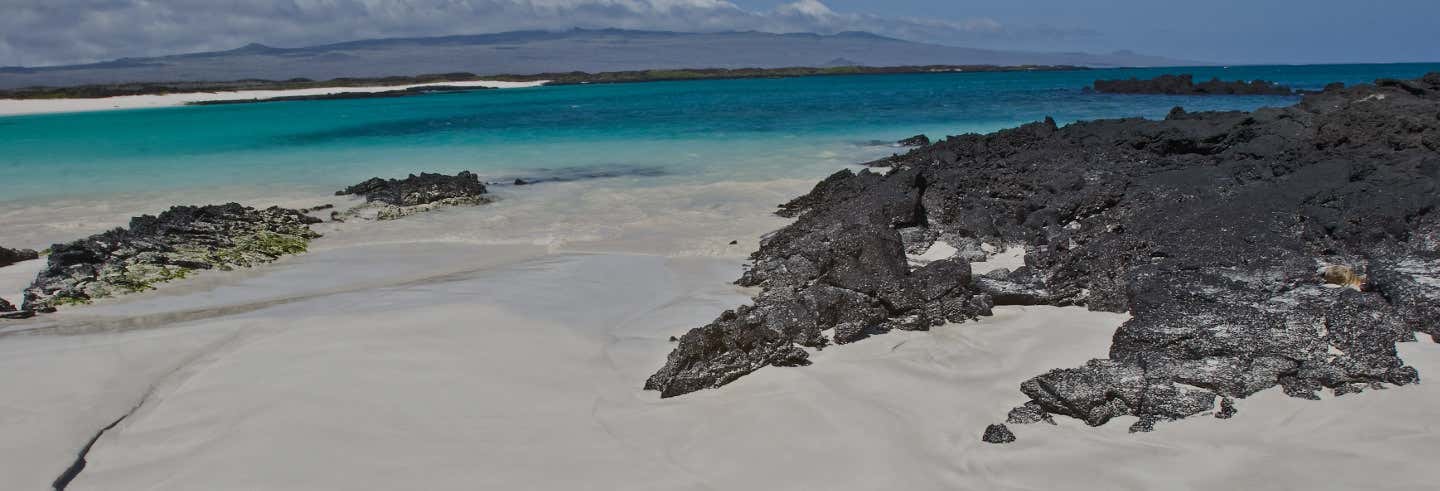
top-left (1090, 73), bottom-right (1297, 95)
top-left (0, 171), bottom-right (495, 319)
top-left (647, 73), bottom-right (1440, 440)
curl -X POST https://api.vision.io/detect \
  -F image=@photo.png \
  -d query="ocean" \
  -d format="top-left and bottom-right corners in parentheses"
top-left (2, 63), bottom-right (1438, 249)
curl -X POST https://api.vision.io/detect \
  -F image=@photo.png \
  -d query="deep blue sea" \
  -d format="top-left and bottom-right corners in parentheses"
top-left (2, 63), bottom-right (1437, 204)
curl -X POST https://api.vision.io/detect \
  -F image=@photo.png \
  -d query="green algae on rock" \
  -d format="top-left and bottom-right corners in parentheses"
top-left (22, 203), bottom-right (321, 311)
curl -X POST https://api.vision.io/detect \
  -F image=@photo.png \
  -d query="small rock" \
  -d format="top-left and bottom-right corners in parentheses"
top-left (982, 424), bottom-right (1016, 444)
top-left (514, 178), bottom-right (529, 185)
top-left (1128, 416), bottom-right (1157, 433)
top-left (668, 336), bottom-right (679, 342)
top-left (898, 134), bottom-right (931, 147)
top-left (0, 309), bottom-right (37, 321)
top-left (729, 240), bottom-right (739, 245)
top-left (1216, 397), bottom-right (1237, 419)
top-left (1006, 401), bottom-right (1056, 425)
top-left (0, 297), bottom-right (14, 312)
top-left (0, 246), bottom-right (40, 268)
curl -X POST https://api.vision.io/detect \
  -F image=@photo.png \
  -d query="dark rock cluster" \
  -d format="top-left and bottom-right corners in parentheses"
top-left (20, 203), bottom-right (320, 312)
top-left (647, 73), bottom-right (1440, 438)
top-left (336, 171), bottom-right (489, 207)
top-left (898, 134), bottom-right (931, 147)
top-left (1091, 74), bottom-right (1296, 96)
top-left (982, 424), bottom-right (1016, 444)
top-left (0, 246), bottom-right (40, 268)
top-left (336, 171), bottom-right (492, 220)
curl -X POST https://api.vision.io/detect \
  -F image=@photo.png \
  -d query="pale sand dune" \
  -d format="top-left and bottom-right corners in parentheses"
top-left (0, 80), bottom-right (547, 117)
top-left (1, 240), bottom-right (1436, 490)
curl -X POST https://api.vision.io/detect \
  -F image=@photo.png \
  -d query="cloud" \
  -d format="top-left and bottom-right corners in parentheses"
top-left (0, 1), bottom-right (1096, 67)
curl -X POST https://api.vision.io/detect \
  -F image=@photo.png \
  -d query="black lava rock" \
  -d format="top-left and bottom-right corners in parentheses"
top-left (645, 73), bottom-right (1440, 438)
top-left (337, 171), bottom-right (488, 207)
top-left (898, 134), bottom-right (931, 147)
top-left (0, 246), bottom-right (40, 268)
top-left (23, 203), bottom-right (320, 311)
top-left (1006, 401), bottom-right (1056, 425)
top-left (0, 297), bottom-right (14, 312)
top-left (1216, 397), bottom-right (1237, 419)
top-left (1091, 74), bottom-right (1296, 95)
top-left (983, 424), bottom-right (1017, 444)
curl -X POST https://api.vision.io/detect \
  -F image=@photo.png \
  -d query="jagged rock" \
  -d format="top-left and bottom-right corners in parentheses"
top-left (1129, 416), bottom-right (1157, 433)
top-left (1216, 397), bottom-right (1237, 419)
top-left (898, 134), bottom-right (931, 147)
top-left (1006, 401), bottom-right (1056, 425)
top-left (1091, 74), bottom-right (1295, 95)
top-left (0, 246), bottom-right (40, 268)
top-left (982, 424), bottom-right (1016, 444)
top-left (646, 73), bottom-right (1440, 436)
top-left (336, 171), bottom-right (492, 220)
top-left (22, 203), bottom-right (320, 311)
top-left (0, 297), bottom-right (14, 312)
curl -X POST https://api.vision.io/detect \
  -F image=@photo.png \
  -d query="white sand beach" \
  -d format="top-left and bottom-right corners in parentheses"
top-left (1, 182), bottom-right (1438, 490)
top-left (0, 80), bottom-right (548, 117)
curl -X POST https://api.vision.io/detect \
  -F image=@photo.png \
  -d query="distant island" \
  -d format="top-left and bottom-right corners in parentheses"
top-left (1089, 73), bottom-right (1296, 95)
top-left (1, 65), bottom-right (1087, 104)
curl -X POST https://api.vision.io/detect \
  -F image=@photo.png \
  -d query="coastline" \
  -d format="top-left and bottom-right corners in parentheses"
top-left (0, 80), bottom-right (547, 117)
top-left (4, 67), bottom-right (1440, 490)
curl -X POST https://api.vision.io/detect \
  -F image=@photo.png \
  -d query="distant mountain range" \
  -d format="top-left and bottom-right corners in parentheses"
top-left (0, 29), bottom-right (1192, 89)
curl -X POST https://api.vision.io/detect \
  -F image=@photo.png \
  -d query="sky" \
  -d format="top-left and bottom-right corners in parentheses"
top-left (2, 0), bottom-right (1436, 67)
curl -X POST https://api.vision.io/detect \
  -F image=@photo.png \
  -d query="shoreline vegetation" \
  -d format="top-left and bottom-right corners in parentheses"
top-left (0, 64), bottom-right (1086, 101)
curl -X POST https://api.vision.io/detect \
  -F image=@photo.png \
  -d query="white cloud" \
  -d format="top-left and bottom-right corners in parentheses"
top-left (0, 1), bottom-right (1092, 66)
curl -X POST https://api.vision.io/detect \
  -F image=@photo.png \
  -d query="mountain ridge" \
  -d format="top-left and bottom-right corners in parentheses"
top-left (0, 29), bottom-right (1191, 89)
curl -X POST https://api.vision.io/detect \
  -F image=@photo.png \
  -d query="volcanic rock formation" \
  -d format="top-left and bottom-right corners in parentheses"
top-left (648, 73), bottom-right (1440, 437)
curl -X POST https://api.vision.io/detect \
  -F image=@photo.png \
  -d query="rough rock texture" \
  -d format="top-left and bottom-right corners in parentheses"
top-left (336, 171), bottom-right (492, 220)
top-left (982, 424), bottom-right (1017, 444)
top-left (0, 297), bottom-right (14, 312)
top-left (23, 203), bottom-right (320, 311)
top-left (0, 246), bottom-right (40, 268)
top-left (1091, 74), bottom-right (1295, 96)
top-left (898, 134), bottom-right (931, 147)
top-left (647, 73), bottom-right (1440, 434)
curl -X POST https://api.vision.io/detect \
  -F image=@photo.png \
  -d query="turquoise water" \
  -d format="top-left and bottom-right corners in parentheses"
top-left (2, 63), bottom-right (1438, 203)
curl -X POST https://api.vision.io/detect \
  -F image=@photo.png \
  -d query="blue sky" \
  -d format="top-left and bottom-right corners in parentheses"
top-left (3, 0), bottom-right (1436, 67)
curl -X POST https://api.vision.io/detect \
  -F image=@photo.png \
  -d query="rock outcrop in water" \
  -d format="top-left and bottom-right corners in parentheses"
top-left (1091, 74), bottom-right (1295, 95)
top-left (898, 134), bottom-right (931, 147)
top-left (647, 73), bottom-right (1440, 436)
top-left (1, 246), bottom-right (40, 268)
top-left (22, 203), bottom-right (320, 311)
top-left (336, 171), bottom-right (492, 220)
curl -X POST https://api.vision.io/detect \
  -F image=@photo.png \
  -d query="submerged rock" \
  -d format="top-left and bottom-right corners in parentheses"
top-left (982, 424), bottom-right (1017, 444)
top-left (336, 171), bottom-right (492, 220)
top-left (1090, 74), bottom-right (1296, 95)
top-left (0, 246), bottom-right (40, 268)
top-left (22, 203), bottom-right (320, 311)
top-left (646, 73), bottom-right (1440, 436)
